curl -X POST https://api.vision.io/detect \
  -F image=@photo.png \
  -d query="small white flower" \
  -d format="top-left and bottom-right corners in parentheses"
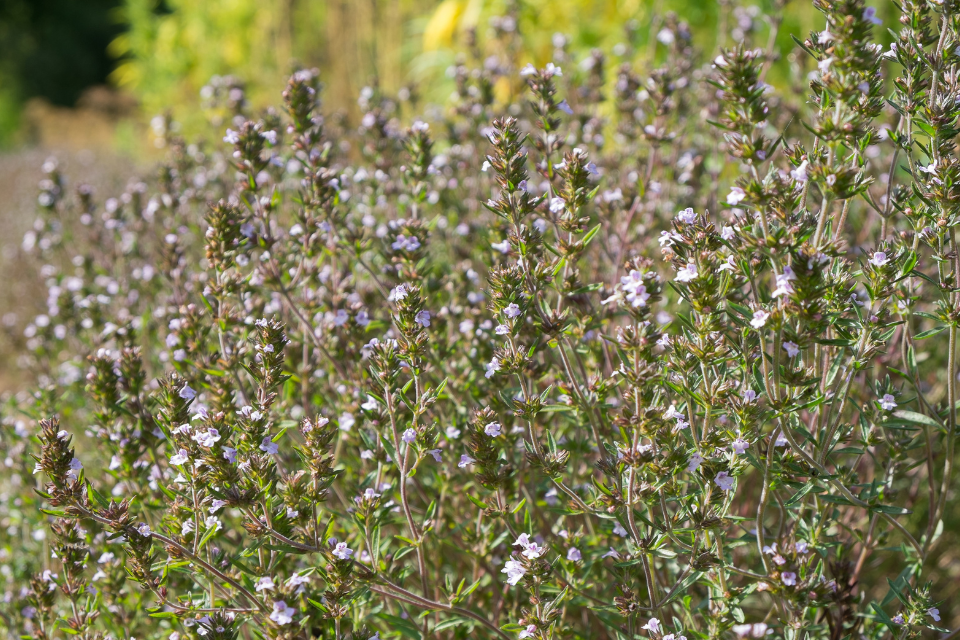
top-left (332, 542), bottom-right (354, 560)
top-left (485, 358), bottom-right (501, 379)
top-left (721, 226), bottom-right (736, 240)
top-left (642, 618), bottom-right (660, 633)
top-left (714, 471), bottom-right (736, 491)
top-left (783, 341), bottom-right (800, 358)
top-left (868, 251), bottom-right (888, 267)
top-left (502, 559), bottom-right (527, 585)
top-left (750, 310), bottom-right (769, 329)
top-left (259, 436), bottom-right (279, 455)
top-left (790, 160), bottom-right (809, 183)
top-left (255, 576), bottom-right (276, 592)
top-left (135, 523), bottom-right (152, 537)
top-left (339, 413), bottom-right (356, 431)
top-left (223, 129), bottom-right (240, 145)
top-left (169, 449), bottom-right (189, 466)
top-left (880, 394), bottom-right (897, 411)
top-left (485, 422), bottom-right (502, 437)
top-left (519, 63), bottom-right (537, 77)
top-left (482, 160), bottom-right (492, 172)
top-left (727, 186), bottom-right (746, 205)
top-left (675, 263), bottom-right (698, 282)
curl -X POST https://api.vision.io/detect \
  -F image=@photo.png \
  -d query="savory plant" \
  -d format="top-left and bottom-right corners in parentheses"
top-left (2, 0), bottom-right (959, 638)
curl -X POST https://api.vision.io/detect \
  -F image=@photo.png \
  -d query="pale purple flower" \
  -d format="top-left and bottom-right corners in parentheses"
top-left (557, 100), bottom-right (573, 115)
top-left (721, 226), bottom-right (736, 240)
top-left (880, 394), bottom-right (897, 411)
top-left (259, 436), bottom-right (279, 455)
top-left (269, 600), bottom-right (295, 625)
top-left (714, 471), bottom-right (736, 491)
top-left (642, 618), bottom-right (660, 633)
top-left (485, 358), bottom-right (501, 378)
top-left (426, 449), bottom-right (442, 462)
top-left (928, 608), bottom-right (941, 622)
top-left (686, 453), bottom-right (703, 472)
top-left (222, 447), bottom-right (237, 464)
top-left (169, 449), bottom-right (189, 466)
top-left (795, 541), bottom-right (808, 554)
top-left (731, 437), bottom-right (750, 455)
top-left (892, 613), bottom-right (904, 625)
top-left (392, 234), bottom-right (421, 252)
top-left (519, 624), bottom-right (537, 639)
top-left (402, 428), bottom-right (417, 444)
top-left (567, 547), bottom-right (581, 562)
top-left (862, 6), bottom-right (882, 24)
top-left (676, 208), bottom-right (697, 224)
top-left (255, 576), bottom-right (276, 592)
top-left (782, 572), bottom-right (797, 586)
top-left (783, 341), bottom-right (800, 358)
top-left (66, 457), bottom-right (83, 480)
top-left (485, 422), bottom-right (502, 437)
top-left (458, 454), bottom-right (476, 468)
top-left (179, 385), bottom-right (196, 401)
top-left (194, 428), bottom-right (221, 448)
top-left (415, 310), bottom-right (431, 327)
top-left (868, 251), bottom-right (888, 267)
top-left (504, 303), bottom-right (522, 318)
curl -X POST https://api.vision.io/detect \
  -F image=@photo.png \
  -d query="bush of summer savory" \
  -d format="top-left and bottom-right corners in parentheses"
top-left (2, 0), bottom-right (960, 638)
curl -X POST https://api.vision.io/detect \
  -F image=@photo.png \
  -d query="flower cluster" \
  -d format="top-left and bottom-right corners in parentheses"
top-left (1, 1), bottom-right (959, 638)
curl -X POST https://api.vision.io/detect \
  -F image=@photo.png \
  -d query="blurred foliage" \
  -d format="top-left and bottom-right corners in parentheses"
top-left (110, 0), bottom-right (835, 139)
top-left (0, 0), bottom-right (123, 145)
top-left (0, 0), bottom-right (891, 148)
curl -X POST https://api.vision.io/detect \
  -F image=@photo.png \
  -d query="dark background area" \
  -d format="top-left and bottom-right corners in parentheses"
top-left (0, 0), bottom-right (123, 107)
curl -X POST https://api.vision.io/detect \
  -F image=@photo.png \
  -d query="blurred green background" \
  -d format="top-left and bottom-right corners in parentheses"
top-left (0, 0), bottom-right (836, 152)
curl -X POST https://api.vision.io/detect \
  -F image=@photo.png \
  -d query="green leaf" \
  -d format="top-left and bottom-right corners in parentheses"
top-left (890, 410), bottom-right (941, 429)
top-left (913, 325), bottom-right (946, 340)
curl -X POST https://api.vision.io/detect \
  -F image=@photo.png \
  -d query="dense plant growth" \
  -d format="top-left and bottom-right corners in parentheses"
top-left (2, 0), bottom-right (959, 638)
